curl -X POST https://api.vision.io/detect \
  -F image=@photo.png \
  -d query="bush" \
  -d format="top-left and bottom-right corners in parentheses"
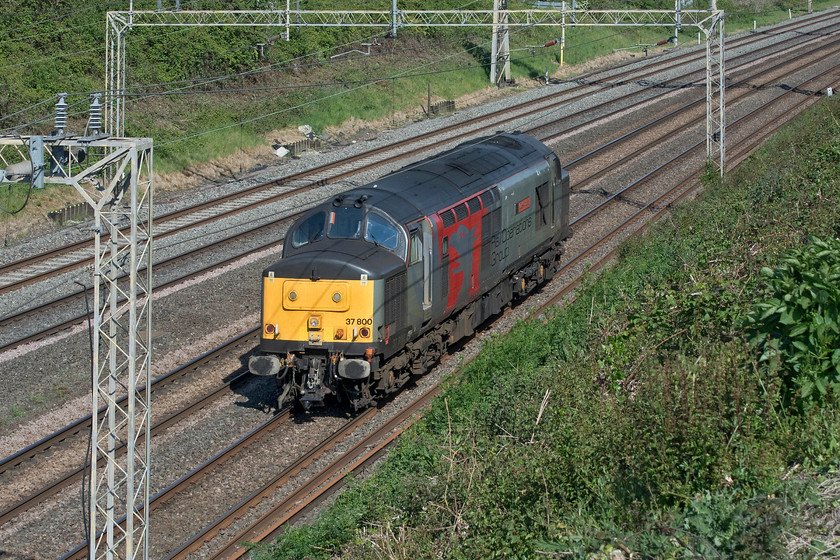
top-left (744, 236), bottom-right (840, 410)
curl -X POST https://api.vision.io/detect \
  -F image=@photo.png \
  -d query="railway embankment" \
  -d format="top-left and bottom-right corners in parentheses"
top-left (256, 94), bottom-right (840, 557)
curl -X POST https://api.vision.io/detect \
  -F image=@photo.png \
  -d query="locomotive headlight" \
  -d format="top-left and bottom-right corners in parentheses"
top-left (265, 323), bottom-right (276, 334)
top-left (308, 315), bottom-right (321, 330)
top-left (332, 292), bottom-right (342, 303)
top-left (288, 291), bottom-right (298, 301)
top-left (359, 327), bottom-right (371, 339)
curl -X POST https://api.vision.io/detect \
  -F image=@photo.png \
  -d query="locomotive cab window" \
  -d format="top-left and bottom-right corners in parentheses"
top-left (291, 211), bottom-right (326, 248)
top-left (365, 211), bottom-right (407, 260)
top-left (328, 206), bottom-right (363, 239)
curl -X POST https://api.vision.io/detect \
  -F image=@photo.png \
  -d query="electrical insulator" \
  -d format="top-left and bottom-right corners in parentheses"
top-left (55, 93), bottom-right (68, 133)
top-left (89, 93), bottom-right (103, 135)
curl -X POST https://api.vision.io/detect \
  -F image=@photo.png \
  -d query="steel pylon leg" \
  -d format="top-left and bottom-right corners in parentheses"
top-left (705, 13), bottom-right (725, 175)
top-left (88, 141), bottom-right (153, 560)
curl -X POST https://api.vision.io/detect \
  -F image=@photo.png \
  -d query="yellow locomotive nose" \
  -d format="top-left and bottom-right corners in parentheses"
top-left (262, 276), bottom-right (374, 345)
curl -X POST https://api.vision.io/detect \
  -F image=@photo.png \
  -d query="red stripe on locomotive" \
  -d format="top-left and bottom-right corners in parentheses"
top-left (435, 199), bottom-right (488, 312)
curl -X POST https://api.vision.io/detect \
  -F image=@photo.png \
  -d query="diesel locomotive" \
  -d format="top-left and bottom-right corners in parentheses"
top-left (248, 132), bottom-right (571, 410)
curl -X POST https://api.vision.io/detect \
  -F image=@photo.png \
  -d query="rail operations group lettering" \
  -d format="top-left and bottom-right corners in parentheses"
top-left (491, 215), bottom-right (533, 266)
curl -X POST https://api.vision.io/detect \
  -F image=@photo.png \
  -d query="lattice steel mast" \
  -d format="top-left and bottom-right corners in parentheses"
top-left (0, 130), bottom-right (153, 560)
top-left (705, 1), bottom-right (725, 174)
top-left (491, 0), bottom-right (511, 85)
top-left (88, 138), bottom-right (153, 560)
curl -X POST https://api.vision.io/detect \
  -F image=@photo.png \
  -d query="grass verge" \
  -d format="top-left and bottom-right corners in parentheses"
top-left (254, 92), bottom-right (840, 559)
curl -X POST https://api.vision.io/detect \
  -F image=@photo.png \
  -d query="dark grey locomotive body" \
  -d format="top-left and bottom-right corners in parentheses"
top-left (250, 132), bottom-right (571, 409)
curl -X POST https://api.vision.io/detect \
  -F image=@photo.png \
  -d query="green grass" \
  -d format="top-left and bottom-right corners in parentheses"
top-left (721, 0), bottom-right (840, 33)
top-left (253, 92), bottom-right (840, 560)
top-left (0, 181), bottom-right (86, 233)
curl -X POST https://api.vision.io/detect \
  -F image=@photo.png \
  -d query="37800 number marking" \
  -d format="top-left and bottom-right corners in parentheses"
top-left (346, 318), bottom-right (372, 325)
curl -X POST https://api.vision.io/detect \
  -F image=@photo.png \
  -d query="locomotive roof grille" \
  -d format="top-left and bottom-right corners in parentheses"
top-left (446, 160), bottom-right (474, 176)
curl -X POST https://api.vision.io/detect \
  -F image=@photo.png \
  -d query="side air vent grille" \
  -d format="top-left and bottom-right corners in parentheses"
top-left (467, 196), bottom-right (482, 213)
top-left (454, 203), bottom-right (469, 221)
top-left (384, 272), bottom-right (406, 327)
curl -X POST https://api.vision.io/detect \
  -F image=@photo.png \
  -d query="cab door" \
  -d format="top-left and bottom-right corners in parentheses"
top-left (407, 218), bottom-right (433, 329)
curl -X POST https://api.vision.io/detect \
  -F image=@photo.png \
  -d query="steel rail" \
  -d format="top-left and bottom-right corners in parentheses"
top-left (549, 34), bottom-right (840, 166)
top-left (59, 407), bottom-right (295, 560)
top-left (0, 369), bottom-right (253, 525)
top-left (540, 65), bottom-right (840, 311)
top-left (0, 227), bottom-right (284, 353)
top-left (0, 329), bottom-right (258, 485)
top-left (204, 385), bottom-right (441, 560)
top-left (572, 59), bottom-right (840, 229)
top-left (162, 407), bottom-right (378, 560)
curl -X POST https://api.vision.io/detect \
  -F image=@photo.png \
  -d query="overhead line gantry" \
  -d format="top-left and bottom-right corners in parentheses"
top-left (106, 1), bottom-right (724, 173)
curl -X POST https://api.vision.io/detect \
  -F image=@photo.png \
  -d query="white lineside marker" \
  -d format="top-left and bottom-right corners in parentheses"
top-left (828, 87), bottom-right (834, 97)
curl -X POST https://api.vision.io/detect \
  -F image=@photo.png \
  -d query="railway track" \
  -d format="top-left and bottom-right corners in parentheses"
top-left (0, 330), bottom-right (260, 524)
top-left (2, 38), bottom-right (837, 558)
top-left (171, 60), bottom-right (840, 560)
top-left (3, 12), bottom-right (838, 356)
